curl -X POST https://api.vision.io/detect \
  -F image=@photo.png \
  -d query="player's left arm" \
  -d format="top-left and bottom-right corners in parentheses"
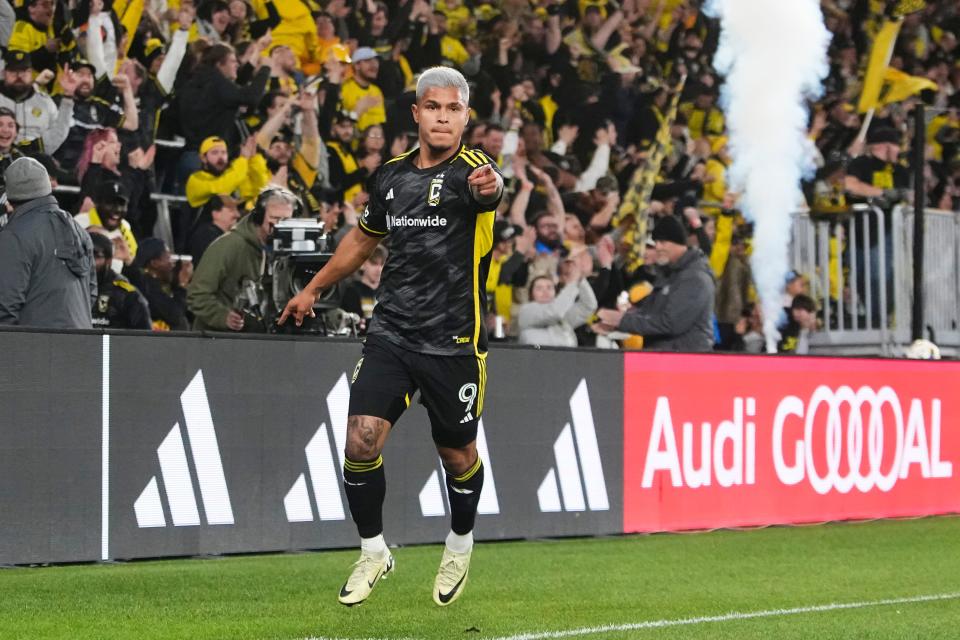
top-left (466, 155), bottom-right (504, 207)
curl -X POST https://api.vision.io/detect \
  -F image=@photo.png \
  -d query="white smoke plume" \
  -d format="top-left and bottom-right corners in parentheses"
top-left (706, 0), bottom-right (830, 352)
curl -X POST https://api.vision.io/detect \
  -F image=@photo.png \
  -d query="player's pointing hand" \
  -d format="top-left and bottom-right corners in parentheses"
top-left (278, 290), bottom-right (317, 327)
top-left (467, 163), bottom-right (501, 198)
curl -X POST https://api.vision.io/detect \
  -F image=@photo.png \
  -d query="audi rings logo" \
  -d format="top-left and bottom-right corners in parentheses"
top-left (773, 385), bottom-right (952, 495)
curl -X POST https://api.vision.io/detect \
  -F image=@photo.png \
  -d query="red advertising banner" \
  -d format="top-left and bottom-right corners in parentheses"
top-left (623, 354), bottom-right (960, 533)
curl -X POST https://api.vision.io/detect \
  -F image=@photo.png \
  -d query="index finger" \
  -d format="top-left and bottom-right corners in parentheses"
top-left (277, 307), bottom-right (290, 325)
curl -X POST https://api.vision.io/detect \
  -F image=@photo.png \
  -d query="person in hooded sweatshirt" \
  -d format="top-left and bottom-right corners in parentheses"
top-left (0, 157), bottom-right (96, 328)
top-left (596, 215), bottom-right (716, 352)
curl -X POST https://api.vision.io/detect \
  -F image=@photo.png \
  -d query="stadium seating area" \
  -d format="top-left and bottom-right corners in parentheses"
top-left (0, 0), bottom-right (956, 351)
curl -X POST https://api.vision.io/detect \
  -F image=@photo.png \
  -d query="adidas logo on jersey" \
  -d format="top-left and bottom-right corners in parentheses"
top-left (386, 188), bottom-right (394, 200)
top-left (387, 214), bottom-right (448, 228)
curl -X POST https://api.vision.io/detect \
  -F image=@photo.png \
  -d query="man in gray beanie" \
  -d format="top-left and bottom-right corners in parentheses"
top-left (0, 157), bottom-right (96, 328)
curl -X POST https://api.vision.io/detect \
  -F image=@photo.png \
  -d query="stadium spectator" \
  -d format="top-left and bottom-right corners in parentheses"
top-left (359, 124), bottom-right (387, 164)
top-left (90, 231), bottom-right (152, 330)
top-left (340, 47), bottom-right (386, 132)
top-left (596, 215), bottom-right (715, 352)
top-left (0, 49), bottom-right (71, 154)
top-left (266, 44), bottom-right (300, 96)
top-left (326, 111), bottom-right (379, 204)
top-left (197, 0), bottom-right (232, 43)
top-left (77, 179), bottom-right (139, 265)
top-left (177, 40), bottom-right (272, 152)
top-left (188, 194), bottom-right (241, 266)
top-left (715, 232), bottom-right (751, 350)
top-left (54, 58), bottom-right (139, 175)
top-left (846, 126), bottom-right (909, 324)
top-left (186, 135), bottom-right (268, 209)
top-left (485, 220), bottom-right (530, 332)
top-left (255, 91), bottom-right (324, 214)
top-left (186, 187), bottom-right (295, 331)
top-left (340, 244), bottom-right (387, 328)
top-left (0, 107), bottom-right (24, 191)
top-left (517, 260), bottom-right (597, 348)
top-left (8, 0), bottom-right (68, 75)
top-left (268, 0), bottom-right (319, 71)
top-left (778, 294), bottom-right (818, 355)
top-left (0, 157), bottom-right (95, 328)
top-left (76, 128), bottom-right (126, 205)
top-left (135, 237), bottom-right (192, 331)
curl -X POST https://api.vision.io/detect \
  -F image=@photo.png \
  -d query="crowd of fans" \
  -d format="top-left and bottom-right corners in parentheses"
top-left (0, 0), bottom-right (956, 354)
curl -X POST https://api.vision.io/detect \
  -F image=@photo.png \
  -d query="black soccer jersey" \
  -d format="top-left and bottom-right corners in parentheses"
top-left (357, 145), bottom-right (503, 356)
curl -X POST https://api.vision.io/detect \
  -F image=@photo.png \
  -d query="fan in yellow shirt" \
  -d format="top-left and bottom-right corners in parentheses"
top-left (186, 136), bottom-right (270, 208)
top-left (339, 47), bottom-right (386, 133)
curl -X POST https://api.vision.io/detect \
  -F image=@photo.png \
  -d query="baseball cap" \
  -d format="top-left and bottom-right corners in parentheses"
top-left (493, 220), bottom-right (521, 243)
top-left (200, 136), bottom-right (228, 156)
top-left (94, 180), bottom-right (129, 206)
top-left (352, 47), bottom-right (377, 63)
top-left (3, 49), bottom-right (31, 71)
top-left (70, 57), bottom-right (97, 75)
top-left (332, 110), bottom-right (357, 124)
top-left (866, 126), bottom-right (901, 145)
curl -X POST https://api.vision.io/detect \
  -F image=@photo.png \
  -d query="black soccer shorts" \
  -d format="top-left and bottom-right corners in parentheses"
top-left (348, 335), bottom-right (488, 448)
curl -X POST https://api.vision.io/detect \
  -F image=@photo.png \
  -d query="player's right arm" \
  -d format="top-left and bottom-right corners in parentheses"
top-left (279, 169), bottom-right (389, 327)
top-left (277, 227), bottom-right (382, 326)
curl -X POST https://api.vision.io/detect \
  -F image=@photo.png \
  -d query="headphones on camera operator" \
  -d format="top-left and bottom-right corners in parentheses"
top-left (251, 185), bottom-right (304, 224)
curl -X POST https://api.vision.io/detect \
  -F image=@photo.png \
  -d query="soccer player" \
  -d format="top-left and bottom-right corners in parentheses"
top-left (279, 66), bottom-right (504, 607)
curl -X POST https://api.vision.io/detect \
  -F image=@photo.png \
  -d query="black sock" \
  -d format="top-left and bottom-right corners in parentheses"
top-left (445, 457), bottom-right (484, 535)
top-left (343, 455), bottom-right (386, 539)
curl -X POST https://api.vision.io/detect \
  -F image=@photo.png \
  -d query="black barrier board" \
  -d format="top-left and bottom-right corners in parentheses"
top-left (0, 332), bottom-right (102, 564)
top-left (108, 336), bottom-right (624, 559)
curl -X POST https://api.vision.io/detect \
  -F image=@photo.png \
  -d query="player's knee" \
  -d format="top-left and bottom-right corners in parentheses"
top-left (345, 415), bottom-right (387, 461)
top-left (437, 442), bottom-right (477, 476)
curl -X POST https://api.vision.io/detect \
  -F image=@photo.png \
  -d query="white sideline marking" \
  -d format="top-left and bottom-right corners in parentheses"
top-left (301, 592), bottom-right (960, 640)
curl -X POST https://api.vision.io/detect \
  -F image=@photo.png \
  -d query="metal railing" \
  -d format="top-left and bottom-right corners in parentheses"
top-left (790, 204), bottom-right (960, 355)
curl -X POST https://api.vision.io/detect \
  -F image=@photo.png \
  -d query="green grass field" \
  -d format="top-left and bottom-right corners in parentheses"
top-left (2, 517), bottom-right (959, 640)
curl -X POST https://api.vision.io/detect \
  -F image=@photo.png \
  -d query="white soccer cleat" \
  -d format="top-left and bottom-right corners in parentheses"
top-left (337, 550), bottom-right (394, 606)
top-left (433, 546), bottom-right (471, 606)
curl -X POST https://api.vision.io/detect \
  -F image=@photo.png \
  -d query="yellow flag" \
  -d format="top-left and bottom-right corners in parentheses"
top-left (614, 76), bottom-right (687, 270)
top-left (877, 67), bottom-right (938, 107)
top-left (115, 0), bottom-right (144, 56)
top-left (858, 18), bottom-right (902, 113)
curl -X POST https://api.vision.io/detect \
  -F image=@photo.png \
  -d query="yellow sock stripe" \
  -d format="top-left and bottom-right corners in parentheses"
top-left (404, 393), bottom-right (411, 408)
top-left (344, 455), bottom-right (383, 472)
top-left (451, 457), bottom-right (482, 483)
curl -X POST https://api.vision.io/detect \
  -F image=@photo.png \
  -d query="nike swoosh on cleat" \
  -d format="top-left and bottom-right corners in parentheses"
top-left (367, 568), bottom-right (384, 589)
top-left (450, 487), bottom-right (474, 494)
top-left (437, 572), bottom-right (468, 604)
top-left (339, 584), bottom-right (352, 598)
top-left (344, 480), bottom-right (367, 486)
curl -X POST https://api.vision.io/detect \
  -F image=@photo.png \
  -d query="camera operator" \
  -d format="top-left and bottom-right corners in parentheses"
top-left (186, 187), bottom-right (295, 331)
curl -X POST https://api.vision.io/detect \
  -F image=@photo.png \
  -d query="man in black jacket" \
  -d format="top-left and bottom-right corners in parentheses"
top-left (136, 237), bottom-right (191, 331)
top-left (90, 232), bottom-right (152, 330)
top-left (177, 42), bottom-right (272, 151)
